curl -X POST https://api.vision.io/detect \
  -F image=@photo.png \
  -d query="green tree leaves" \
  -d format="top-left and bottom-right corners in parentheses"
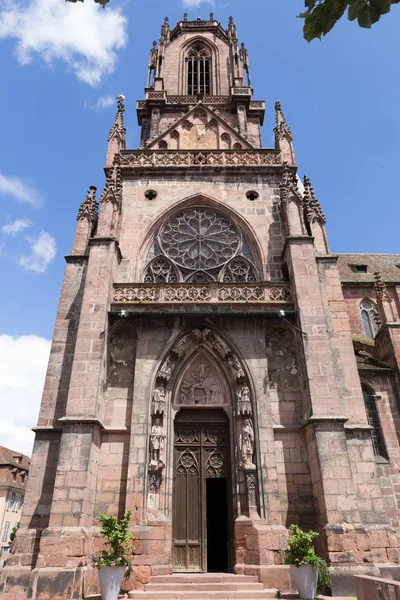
top-left (299, 0), bottom-right (400, 41)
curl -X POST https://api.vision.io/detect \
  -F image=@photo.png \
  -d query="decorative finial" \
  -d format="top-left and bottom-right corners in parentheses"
top-left (239, 43), bottom-right (248, 64)
top-left (374, 272), bottom-right (392, 304)
top-left (107, 95), bottom-right (126, 146)
top-left (152, 40), bottom-right (157, 48)
top-left (227, 15), bottom-right (237, 38)
top-left (116, 94), bottom-right (125, 112)
top-left (303, 176), bottom-right (326, 224)
top-left (100, 155), bottom-right (122, 207)
top-left (160, 16), bottom-right (171, 42)
top-left (77, 185), bottom-right (99, 223)
top-left (183, 12), bottom-right (187, 21)
top-left (210, 12), bottom-right (214, 21)
top-left (274, 101), bottom-right (292, 139)
top-left (279, 163), bottom-right (299, 203)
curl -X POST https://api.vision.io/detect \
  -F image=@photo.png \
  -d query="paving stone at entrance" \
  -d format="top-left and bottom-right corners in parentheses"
top-left (127, 573), bottom-right (278, 599)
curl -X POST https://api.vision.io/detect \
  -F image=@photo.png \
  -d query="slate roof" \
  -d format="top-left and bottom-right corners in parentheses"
top-left (0, 446), bottom-right (30, 471)
top-left (337, 254), bottom-right (400, 283)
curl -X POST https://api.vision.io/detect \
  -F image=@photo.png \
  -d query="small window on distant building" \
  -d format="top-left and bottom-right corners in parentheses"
top-left (6, 492), bottom-right (15, 511)
top-left (14, 494), bottom-right (23, 512)
top-left (356, 265), bottom-right (368, 273)
top-left (2, 522), bottom-right (10, 543)
top-left (360, 300), bottom-right (379, 339)
top-left (362, 387), bottom-right (388, 460)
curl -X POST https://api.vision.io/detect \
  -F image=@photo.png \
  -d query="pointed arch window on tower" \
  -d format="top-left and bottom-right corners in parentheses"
top-left (186, 46), bottom-right (210, 95)
top-left (360, 300), bottom-right (379, 339)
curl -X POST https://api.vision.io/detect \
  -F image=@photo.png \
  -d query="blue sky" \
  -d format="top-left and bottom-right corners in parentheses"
top-left (0, 0), bottom-right (399, 454)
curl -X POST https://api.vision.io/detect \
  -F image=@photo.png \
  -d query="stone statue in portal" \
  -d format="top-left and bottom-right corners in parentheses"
top-left (150, 418), bottom-right (166, 470)
top-left (240, 418), bottom-right (255, 469)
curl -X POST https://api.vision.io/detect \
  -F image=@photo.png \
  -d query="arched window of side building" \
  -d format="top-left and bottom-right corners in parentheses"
top-left (362, 386), bottom-right (388, 460)
top-left (360, 299), bottom-right (379, 339)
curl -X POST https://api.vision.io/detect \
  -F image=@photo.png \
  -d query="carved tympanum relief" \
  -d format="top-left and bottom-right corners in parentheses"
top-left (178, 353), bottom-right (225, 406)
top-left (151, 328), bottom-right (252, 415)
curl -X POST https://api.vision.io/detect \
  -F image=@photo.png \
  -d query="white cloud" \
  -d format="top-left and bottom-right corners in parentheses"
top-left (0, 0), bottom-right (128, 86)
top-left (0, 334), bottom-right (51, 457)
top-left (182, 0), bottom-right (214, 7)
top-left (19, 230), bottom-right (57, 274)
top-left (85, 94), bottom-right (115, 111)
top-left (2, 218), bottom-right (32, 236)
top-left (0, 172), bottom-right (42, 207)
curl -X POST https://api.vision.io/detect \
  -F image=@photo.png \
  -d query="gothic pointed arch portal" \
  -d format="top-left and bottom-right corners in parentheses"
top-left (148, 328), bottom-right (260, 573)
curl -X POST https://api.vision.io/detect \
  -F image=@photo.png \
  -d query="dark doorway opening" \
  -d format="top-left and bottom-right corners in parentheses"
top-left (206, 478), bottom-right (229, 572)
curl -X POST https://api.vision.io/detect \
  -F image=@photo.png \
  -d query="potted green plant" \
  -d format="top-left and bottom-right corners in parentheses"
top-left (284, 524), bottom-right (331, 599)
top-left (92, 510), bottom-right (135, 600)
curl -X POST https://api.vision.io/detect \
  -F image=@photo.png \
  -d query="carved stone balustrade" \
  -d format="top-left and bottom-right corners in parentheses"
top-left (112, 282), bottom-right (293, 312)
top-left (119, 148), bottom-right (281, 169)
top-left (137, 96), bottom-right (265, 109)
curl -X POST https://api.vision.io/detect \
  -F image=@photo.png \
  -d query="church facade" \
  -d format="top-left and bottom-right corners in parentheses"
top-left (3, 14), bottom-right (400, 600)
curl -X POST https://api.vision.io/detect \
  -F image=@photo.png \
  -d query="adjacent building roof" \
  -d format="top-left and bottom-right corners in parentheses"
top-left (337, 254), bottom-right (400, 284)
top-left (0, 446), bottom-right (30, 471)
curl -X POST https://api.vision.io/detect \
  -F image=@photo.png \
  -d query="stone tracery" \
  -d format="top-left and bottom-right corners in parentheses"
top-left (160, 208), bottom-right (240, 271)
top-left (143, 207), bottom-right (258, 283)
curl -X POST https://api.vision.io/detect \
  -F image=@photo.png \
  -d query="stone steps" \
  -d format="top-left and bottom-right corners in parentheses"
top-left (128, 593), bottom-right (277, 599)
top-left (149, 574), bottom-right (260, 584)
top-left (128, 573), bottom-right (278, 600)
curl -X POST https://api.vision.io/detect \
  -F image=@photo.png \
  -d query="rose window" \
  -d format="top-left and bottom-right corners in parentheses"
top-left (160, 209), bottom-right (240, 271)
top-left (143, 207), bottom-right (259, 283)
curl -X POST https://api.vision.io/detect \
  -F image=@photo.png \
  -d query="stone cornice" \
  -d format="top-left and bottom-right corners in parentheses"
top-left (306, 415), bottom-right (349, 424)
top-left (64, 253), bottom-right (89, 263)
top-left (32, 425), bottom-right (62, 433)
top-left (57, 417), bottom-right (129, 434)
top-left (315, 254), bottom-right (339, 263)
top-left (282, 235), bottom-right (314, 257)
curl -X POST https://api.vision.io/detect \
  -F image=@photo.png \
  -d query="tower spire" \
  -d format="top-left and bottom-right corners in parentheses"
top-left (72, 185), bottom-right (98, 254)
top-left (302, 175), bottom-right (329, 254)
top-left (97, 154), bottom-right (123, 238)
top-left (274, 102), bottom-right (295, 164)
top-left (303, 176), bottom-right (325, 225)
top-left (106, 96), bottom-right (126, 167)
top-left (279, 163), bottom-right (304, 236)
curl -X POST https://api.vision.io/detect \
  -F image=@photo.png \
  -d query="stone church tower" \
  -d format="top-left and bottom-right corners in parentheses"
top-left (4, 14), bottom-right (400, 600)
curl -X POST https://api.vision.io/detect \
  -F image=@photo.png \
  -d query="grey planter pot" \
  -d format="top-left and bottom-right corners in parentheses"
top-left (98, 566), bottom-right (125, 600)
top-left (290, 564), bottom-right (318, 599)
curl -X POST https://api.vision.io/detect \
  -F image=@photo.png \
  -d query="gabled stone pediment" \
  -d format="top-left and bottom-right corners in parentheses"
top-left (146, 102), bottom-right (254, 151)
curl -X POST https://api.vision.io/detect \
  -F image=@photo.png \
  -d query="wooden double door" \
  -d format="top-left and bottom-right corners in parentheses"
top-left (172, 410), bottom-right (232, 572)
